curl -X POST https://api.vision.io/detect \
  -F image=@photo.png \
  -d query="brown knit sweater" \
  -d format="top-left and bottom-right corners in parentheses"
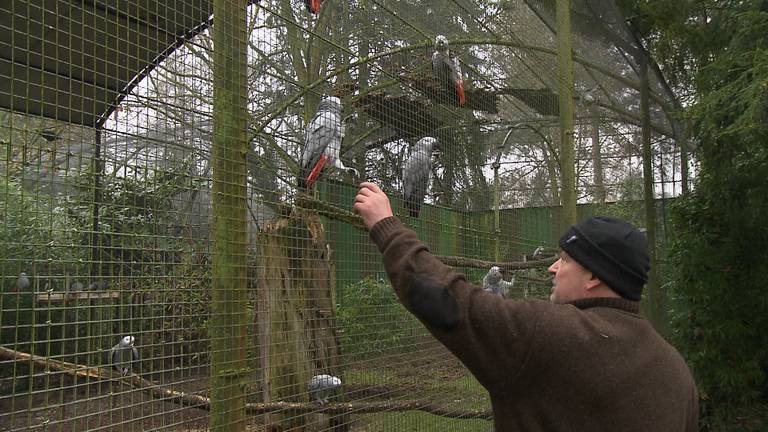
top-left (370, 217), bottom-right (698, 432)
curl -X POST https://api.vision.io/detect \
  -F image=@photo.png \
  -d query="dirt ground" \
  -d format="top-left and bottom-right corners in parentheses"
top-left (0, 371), bottom-right (212, 432)
top-left (0, 343), bottom-right (472, 432)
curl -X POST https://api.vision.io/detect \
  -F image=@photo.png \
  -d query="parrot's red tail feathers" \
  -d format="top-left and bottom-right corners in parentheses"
top-left (309, 0), bottom-right (321, 14)
top-left (305, 154), bottom-right (328, 189)
top-left (456, 80), bottom-right (466, 106)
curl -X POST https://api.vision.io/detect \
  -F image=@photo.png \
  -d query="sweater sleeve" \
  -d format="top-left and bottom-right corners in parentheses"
top-left (370, 217), bottom-right (544, 392)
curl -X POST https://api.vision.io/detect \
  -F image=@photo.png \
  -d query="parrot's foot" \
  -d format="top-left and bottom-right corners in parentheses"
top-left (346, 168), bottom-right (360, 182)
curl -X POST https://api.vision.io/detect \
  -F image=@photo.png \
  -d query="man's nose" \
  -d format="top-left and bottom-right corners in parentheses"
top-left (548, 259), bottom-right (560, 274)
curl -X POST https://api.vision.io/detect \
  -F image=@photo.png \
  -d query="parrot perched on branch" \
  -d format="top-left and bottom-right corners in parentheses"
top-left (432, 35), bottom-right (466, 106)
top-left (110, 335), bottom-right (140, 376)
top-left (402, 137), bottom-right (437, 218)
top-left (483, 266), bottom-right (514, 298)
top-left (15, 272), bottom-right (30, 292)
top-left (308, 374), bottom-right (342, 404)
top-left (299, 96), bottom-right (358, 190)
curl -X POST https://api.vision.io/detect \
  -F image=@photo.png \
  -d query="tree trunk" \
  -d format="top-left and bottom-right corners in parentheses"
top-left (639, 54), bottom-right (664, 334)
top-left (591, 112), bottom-right (606, 204)
top-left (256, 211), bottom-right (344, 431)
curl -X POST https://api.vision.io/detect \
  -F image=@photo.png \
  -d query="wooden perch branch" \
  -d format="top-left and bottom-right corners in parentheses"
top-left (437, 254), bottom-right (557, 270)
top-left (0, 347), bottom-right (492, 420)
top-left (242, 400), bottom-right (492, 419)
top-left (293, 192), bottom-right (555, 270)
top-left (0, 346), bottom-right (211, 409)
top-left (295, 192), bottom-right (366, 230)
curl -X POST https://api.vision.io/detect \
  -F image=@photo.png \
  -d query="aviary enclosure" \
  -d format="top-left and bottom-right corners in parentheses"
top-left (1, 1), bottom-right (688, 431)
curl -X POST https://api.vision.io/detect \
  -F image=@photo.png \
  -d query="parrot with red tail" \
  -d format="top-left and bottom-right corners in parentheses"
top-left (299, 96), bottom-right (358, 190)
top-left (431, 35), bottom-right (466, 106)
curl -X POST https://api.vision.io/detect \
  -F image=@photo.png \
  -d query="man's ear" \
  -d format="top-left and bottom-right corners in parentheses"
top-left (585, 274), bottom-right (602, 291)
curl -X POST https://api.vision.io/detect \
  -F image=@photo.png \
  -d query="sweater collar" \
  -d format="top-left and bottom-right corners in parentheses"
top-left (568, 297), bottom-right (640, 314)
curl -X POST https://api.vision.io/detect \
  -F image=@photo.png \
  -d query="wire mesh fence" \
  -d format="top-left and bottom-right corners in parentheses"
top-left (1, 0), bottom-right (685, 430)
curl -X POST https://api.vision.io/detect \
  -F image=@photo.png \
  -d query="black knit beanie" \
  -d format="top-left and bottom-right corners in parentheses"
top-left (558, 216), bottom-right (650, 301)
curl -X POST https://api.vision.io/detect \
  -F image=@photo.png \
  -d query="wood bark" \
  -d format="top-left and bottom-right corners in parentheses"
top-left (256, 211), bottom-right (343, 430)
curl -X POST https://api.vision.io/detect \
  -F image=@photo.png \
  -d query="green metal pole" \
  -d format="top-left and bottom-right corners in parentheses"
top-left (210, 0), bottom-right (249, 431)
top-left (556, 0), bottom-right (577, 229)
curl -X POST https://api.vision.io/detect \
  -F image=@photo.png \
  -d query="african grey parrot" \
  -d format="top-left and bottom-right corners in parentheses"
top-left (308, 374), bottom-right (341, 404)
top-left (110, 335), bottom-right (139, 376)
top-left (432, 35), bottom-right (465, 106)
top-left (304, 0), bottom-right (322, 14)
top-left (403, 137), bottom-right (437, 218)
top-left (299, 96), bottom-right (358, 190)
top-left (531, 246), bottom-right (545, 260)
top-left (88, 280), bottom-right (108, 291)
top-left (482, 266), bottom-right (514, 298)
top-left (15, 272), bottom-right (30, 291)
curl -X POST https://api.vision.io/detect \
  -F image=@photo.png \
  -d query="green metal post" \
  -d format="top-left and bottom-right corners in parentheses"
top-left (210, 0), bottom-right (249, 430)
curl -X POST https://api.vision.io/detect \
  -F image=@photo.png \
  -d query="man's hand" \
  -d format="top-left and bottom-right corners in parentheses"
top-left (353, 182), bottom-right (394, 230)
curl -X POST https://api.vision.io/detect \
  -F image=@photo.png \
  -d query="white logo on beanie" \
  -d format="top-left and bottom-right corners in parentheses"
top-left (566, 235), bottom-right (578, 243)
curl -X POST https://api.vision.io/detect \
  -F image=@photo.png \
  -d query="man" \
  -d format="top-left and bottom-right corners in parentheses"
top-left (353, 182), bottom-right (698, 432)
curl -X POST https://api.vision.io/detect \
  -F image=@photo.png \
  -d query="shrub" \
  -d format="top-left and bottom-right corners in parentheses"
top-left (336, 277), bottom-right (423, 363)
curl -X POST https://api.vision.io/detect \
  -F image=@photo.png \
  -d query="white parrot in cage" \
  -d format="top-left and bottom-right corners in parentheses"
top-left (482, 266), bottom-right (514, 298)
top-left (15, 272), bottom-right (30, 291)
top-left (308, 374), bottom-right (342, 404)
top-left (431, 35), bottom-right (466, 106)
top-left (403, 137), bottom-right (437, 218)
top-left (299, 96), bottom-right (358, 190)
top-left (110, 335), bottom-right (140, 376)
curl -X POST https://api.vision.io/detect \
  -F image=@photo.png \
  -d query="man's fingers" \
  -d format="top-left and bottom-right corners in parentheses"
top-left (352, 199), bottom-right (367, 214)
top-left (358, 182), bottom-right (383, 194)
top-left (357, 187), bottom-right (374, 197)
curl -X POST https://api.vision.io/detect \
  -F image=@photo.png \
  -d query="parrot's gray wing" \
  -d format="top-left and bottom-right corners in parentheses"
top-left (499, 278), bottom-right (514, 297)
top-left (301, 112), bottom-right (332, 166)
top-left (109, 344), bottom-right (119, 370)
top-left (431, 51), bottom-right (453, 85)
top-left (481, 273), bottom-right (491, 291)
top-left (320, 115), bottom-right (355, 175)
top-left (316, 112), bottom-right (342, 161)
top-left (451, 56), bottom-right (463, 82)
top-left (431, 51), bottom-right (442, 78)
top-left (403, 150), bottom-right (431, 218)
top-left (132, 346), bottom-right (140, 362)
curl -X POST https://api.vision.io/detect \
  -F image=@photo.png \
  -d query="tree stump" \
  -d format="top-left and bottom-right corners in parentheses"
top-left (256, 210), bottom-right (345, 431)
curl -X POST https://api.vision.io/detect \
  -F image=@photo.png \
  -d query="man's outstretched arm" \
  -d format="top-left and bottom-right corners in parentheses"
top-left (352, 182), bottom-right (541, 390)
